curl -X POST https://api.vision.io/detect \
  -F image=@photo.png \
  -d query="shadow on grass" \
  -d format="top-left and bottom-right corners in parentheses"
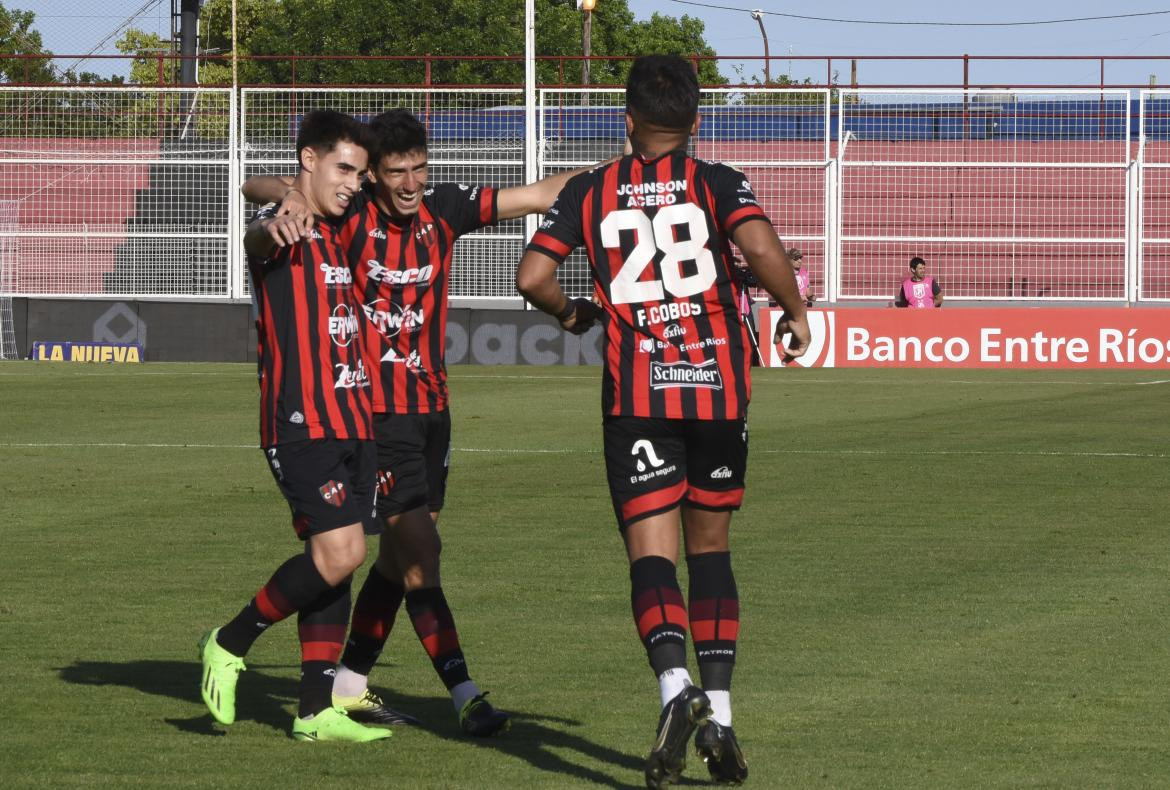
top-left (57, 659), bottom-right (648, 788)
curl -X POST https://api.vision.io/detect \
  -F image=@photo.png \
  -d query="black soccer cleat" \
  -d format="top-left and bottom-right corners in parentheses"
top-left (333, 689), bottom-right (421, 726)
top-left (695, 720), bottom-right (748, 785)
top-left (645, 686), bottom-right (712, 789)
top-left (459, 692), bottom-right (510, 737)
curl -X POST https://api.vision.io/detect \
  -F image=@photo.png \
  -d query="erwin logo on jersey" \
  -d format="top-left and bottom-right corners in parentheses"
top-left (362, 299), bottom-right (424, 337)
top-left (328, 304), bottom-right (360, 346)
top-left (650, 359), bottom-right (724, 390)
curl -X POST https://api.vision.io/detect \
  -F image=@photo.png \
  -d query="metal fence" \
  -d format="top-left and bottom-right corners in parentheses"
top-left (838, 89), bottom-right (1132, 301)
top-left (0, 85), bottom-right (1167, 303)
top-left (0, 86), bottom-right (235, 299)
top-left (1139, 90), bottom-right (1170, 302)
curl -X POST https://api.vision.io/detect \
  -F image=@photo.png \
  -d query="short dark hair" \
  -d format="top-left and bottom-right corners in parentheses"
top-left (295, 110), bottom-right (371, 163)
top-left (909, 256), bottom-right (926, 270)
top-left (625, 55), bottom-right (699, 130)
top-left (788, 248), bottom-right (803, 261)
top-left (370, 108), bottom-right (428, 161)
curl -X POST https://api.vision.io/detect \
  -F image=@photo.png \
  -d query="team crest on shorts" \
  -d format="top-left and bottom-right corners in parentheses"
top-left (376, 469), bottom-right (395, 496)
top-left (319, 480), bottom-right (347, 507)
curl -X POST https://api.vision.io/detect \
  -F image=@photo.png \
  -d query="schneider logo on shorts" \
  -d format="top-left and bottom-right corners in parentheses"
top-left (649, 359), bottom-right (724, 390)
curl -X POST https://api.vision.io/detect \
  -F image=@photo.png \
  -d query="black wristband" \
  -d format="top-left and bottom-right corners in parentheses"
top-left (555, 300), bottom-right (575, 322)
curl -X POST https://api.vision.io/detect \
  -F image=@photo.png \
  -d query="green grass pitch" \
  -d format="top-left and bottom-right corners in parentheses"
top-left (1, 362), bottom-right (1167, 788)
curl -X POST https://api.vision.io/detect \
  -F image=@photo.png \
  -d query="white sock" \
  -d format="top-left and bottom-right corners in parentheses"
top-left (451, 679), bottom-right (481, 713)
top-left (707, 690), bottom-right (732, 726)
top-left (331, 664), bottom-right (369, 699)
top-left (658, 668), bottom-right (694, 708)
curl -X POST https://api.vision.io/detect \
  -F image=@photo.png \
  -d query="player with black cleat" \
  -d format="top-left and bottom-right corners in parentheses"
top-left (518, 55), bottom-right (811, 787)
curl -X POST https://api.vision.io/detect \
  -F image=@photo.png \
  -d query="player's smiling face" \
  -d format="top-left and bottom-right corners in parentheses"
top-left (303, 141), bottom-right (368, 218)
top-left (373, 148), bottom-right (428, 219)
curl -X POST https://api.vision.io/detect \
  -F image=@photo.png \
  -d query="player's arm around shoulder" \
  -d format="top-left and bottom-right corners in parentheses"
top-left (242, 174), bottom-right (315, 241)
top-left (244, 207), bottom-right (308, 257)
top-left (495, 158), bottom-right (617, 220)
top-left (244, 205), bottom-right (284, 259)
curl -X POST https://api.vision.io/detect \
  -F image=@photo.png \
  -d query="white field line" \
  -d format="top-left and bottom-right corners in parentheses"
top-left (0, 441), bottom-right (1163, 459)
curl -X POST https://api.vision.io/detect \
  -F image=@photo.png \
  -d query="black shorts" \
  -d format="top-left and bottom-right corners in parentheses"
top-left (263, 439), bottom-right (378, 540)
top-left (603, 416), bottom-right (748, 530)
top-left (372, 410), bottom-right (451, 518)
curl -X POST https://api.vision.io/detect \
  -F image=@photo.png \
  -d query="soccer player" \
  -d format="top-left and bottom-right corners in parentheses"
top-left (894, 256), bottom-right (943, 308)
top-left (243, 108), bottom-right (608, 736)
top-left (516, 55), bottom-right (811, 788)
top-left (198, 110), bottom-right (389, 743)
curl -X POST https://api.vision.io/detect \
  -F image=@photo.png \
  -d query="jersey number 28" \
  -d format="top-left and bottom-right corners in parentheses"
top-left (601, 204), bottom-right (717, 305)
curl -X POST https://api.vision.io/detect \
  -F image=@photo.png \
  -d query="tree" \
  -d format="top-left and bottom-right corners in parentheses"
top-left (0, 2), bottom-right (52, 83)
top-left (120, 0), bottom-right (724, 88)
top-left (117, 29), bottom-right (178, 86)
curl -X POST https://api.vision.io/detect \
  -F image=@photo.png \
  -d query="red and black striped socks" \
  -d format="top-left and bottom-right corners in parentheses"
top-left (630, 555), bottom-right (689, 677)
top-left (404, 586), bottom-right (471, 691)
top-left (339, 564), bottom-right (406, 676)
top-left (216, 552), bottom-right (332, 657)
top-left (687, 551), bottom-right (739, 725)
top-left (296, 579), bottom-right (351, 718)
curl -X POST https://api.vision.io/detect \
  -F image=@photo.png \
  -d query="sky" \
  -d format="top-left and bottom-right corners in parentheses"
top-left (14, 0), bottom-right (1170, 88)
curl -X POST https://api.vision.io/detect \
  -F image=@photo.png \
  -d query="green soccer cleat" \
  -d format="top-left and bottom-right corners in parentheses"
top-left (198, 628), bottom-right (246, 725)
top-left (292, 706), bottom-right (393, 742)
top-left (459, 692), bottom-right (510, 737)
top-left (333, 689), bottom-right (420, 726)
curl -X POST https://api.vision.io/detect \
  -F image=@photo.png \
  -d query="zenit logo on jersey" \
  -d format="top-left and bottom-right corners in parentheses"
top-left (319, 479), bottom-right (347, 507)
top-left (328, 304), bottom-right (360, 346)
top-left (334, 359), bottom-right (370, 389)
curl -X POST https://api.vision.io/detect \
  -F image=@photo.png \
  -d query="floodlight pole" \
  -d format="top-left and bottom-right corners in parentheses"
top-left (750, 10), bottom-right (770, 84)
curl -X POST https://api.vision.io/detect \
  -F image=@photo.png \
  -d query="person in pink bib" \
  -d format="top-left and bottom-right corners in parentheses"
top-left (788, 248), bottom-right (814, 306)
top-left (894, 256), bottom-right (943, 309)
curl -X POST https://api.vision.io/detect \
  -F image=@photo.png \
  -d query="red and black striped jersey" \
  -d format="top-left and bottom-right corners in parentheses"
top-left (527, 151), bottom-right (769, 420)
top-left (338, 181), bottom-right (497, 414)
top-left (249, 211), bottom-right (373, 446)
